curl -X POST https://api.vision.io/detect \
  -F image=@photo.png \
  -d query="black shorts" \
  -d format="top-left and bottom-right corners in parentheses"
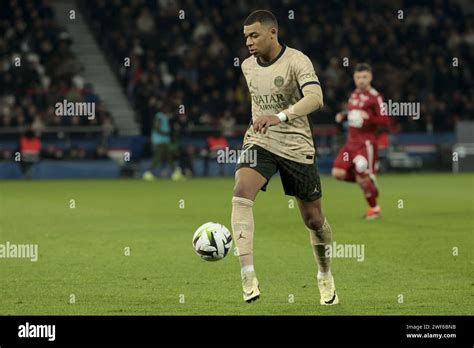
top-left (235, 144), bottom-right (322, 202)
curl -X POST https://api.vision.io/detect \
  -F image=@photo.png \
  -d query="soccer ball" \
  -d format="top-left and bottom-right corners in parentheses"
top-left (192, 222), bottom-right (233, 261)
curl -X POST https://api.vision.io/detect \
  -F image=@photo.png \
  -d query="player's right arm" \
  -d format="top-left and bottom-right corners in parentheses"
top-left (335, 100), bottom-right (349, 123)
top-left (335, 111), bottom-right (347, 123)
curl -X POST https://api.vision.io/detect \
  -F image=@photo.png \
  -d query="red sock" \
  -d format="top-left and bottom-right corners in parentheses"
top-left (358, 177), bottom-right (377, 207)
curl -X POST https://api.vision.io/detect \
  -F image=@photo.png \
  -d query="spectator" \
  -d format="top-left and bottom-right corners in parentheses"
top-left (19, 129), bottom-right (41, 178)
top-left (203, 132), bottom-right (229, 177)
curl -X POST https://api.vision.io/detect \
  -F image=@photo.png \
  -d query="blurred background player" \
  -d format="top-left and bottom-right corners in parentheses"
top-left (173, 112), bottom-right (195, 179)
top-left (143, 105), bottom-right (178, 180)
top-left (332, 63), bottom-right (391, 220)
top-left (232, 10), bottom-right (338, 305)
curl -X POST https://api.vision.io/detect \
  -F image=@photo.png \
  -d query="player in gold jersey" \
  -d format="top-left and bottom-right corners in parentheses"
top-left (231, 10), bottom-right (338, 305)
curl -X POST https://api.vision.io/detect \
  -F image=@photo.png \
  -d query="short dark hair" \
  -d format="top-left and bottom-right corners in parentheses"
top-left (354, 63), bottom-right (372, 72)
top-left (244, 10), bottom-right (278, 29)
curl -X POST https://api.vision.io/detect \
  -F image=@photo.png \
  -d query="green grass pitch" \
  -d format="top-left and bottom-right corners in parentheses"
top-left (0, 173), bottom-right (472, 315)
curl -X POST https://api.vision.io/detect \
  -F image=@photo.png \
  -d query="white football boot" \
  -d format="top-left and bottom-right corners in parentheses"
top-left (317, 273), bottom-right (339, 305)
top-left (241, 271), bottom-right (260, 303)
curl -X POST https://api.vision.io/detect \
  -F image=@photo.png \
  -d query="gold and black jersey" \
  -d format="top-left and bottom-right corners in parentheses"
top-left (241, 44), bottom-right (321, 164)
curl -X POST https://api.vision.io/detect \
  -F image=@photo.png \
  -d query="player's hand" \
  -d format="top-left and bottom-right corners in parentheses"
top-left (335, 112), bottom-right (345, 123)
top-left (253, 115), bottom-right (281, 134)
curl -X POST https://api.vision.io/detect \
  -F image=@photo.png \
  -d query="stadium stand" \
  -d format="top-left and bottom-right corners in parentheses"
top-left (1, 0), bottom-right (472, 177)
top-left (0, 0), bottom-right (116, 160)
top-left (81, 0), bottom-right (473, 133)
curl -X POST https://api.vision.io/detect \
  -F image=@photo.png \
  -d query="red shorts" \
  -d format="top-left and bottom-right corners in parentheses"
top-left (333, 141), bottom-right (378, 175)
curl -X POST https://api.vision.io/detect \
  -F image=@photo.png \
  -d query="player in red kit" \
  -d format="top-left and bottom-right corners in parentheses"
top-left (332, 63), bottom-right (390, 220)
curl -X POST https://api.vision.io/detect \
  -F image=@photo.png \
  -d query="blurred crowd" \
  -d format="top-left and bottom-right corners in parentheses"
top-left (83, 0), bottom-right (473, 135)
top-left (1, 0), bottom-right (472, 142)
top-left (0, 0), bottom-right (115, 135)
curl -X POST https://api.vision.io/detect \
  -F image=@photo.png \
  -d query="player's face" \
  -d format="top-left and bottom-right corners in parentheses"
top-left (353, 71), bottom-right (372, 90)
top-left (243, 22), bottom-right (274, 57)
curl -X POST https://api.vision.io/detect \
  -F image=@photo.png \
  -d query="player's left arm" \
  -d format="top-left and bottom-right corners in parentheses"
top-left (281, 53), bottom-right (323, 121)
top-left (371, 94), bottom-right (391, 132)
top-left (253, 54), bottom-right (323, 133)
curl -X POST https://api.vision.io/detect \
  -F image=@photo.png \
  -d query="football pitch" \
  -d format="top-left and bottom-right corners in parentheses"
top-left (0, 173), bottom-right (472, 315)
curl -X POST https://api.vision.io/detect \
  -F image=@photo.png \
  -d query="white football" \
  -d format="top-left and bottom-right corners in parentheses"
top-left (192, 222), bottom-right (233, 261)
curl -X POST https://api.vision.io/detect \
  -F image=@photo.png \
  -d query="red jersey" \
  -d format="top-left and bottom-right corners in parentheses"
top-left (346, 87), bottom-right (390, 145)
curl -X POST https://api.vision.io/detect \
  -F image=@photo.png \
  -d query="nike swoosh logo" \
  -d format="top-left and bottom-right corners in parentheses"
top-left (325, 291), bottom-right (337, 304)
top-left (243, 290), bottom-right (254, 297)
